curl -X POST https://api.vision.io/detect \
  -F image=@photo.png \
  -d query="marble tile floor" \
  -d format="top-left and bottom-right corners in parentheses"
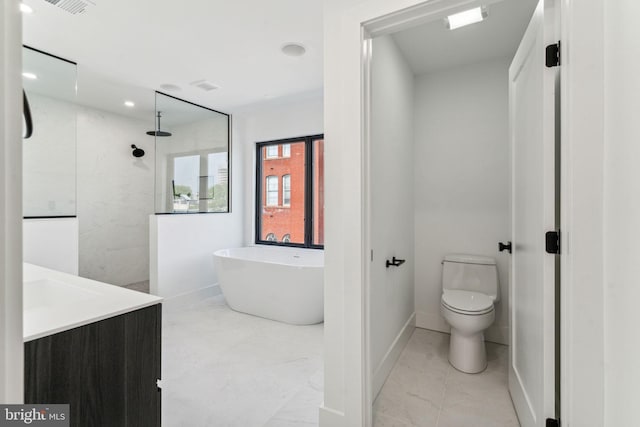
top-left (161, 294), bottom-right (324, 427)
top-left (373, 328), bottom-right (519, 427)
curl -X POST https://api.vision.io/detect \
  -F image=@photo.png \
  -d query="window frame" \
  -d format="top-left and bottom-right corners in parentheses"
top-left (282, 174), bottom-right (291, 207)
top-left (255, 134), bottom-right (324, 249)
top-left (265, 145), bottom-right (278, 158)
top-left (265, 175), bottom-right (279, 206)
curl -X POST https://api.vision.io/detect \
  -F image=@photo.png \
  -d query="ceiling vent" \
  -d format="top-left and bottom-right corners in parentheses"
top-left (190, 80), bottom-right (220, 92)
top-left (43, 0), bottom-right (96, 15)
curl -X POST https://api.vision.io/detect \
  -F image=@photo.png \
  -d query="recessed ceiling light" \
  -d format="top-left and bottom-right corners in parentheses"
top-left (281, 43), bottom-right (306, 57)
top-left (22, 72), bottom-right (37, 80)
top-left (20, 3), bottom-right (33, 14)
top-left (124, 101), bottom-right (135, 108)
top-left (160, 83), bottom-right (181, 92)
top-left (446, 7), bottom-right (487, 30)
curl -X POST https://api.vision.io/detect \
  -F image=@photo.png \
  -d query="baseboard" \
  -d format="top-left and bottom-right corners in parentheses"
top-left (372, 313), bottom-right (416, 400)
top-left (162, 283), bottom-right (221, 308)
top-left (416, 310), bottom-right (509, 345)
top-left (485, 324), bottom-right (509, 345)
top-left (319, 405), bottom-right (345, 427)
top-left (416, 310), bottom-right (450, 334)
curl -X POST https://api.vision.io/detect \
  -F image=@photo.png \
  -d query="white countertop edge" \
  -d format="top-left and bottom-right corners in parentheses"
top-left (24, 299), bottom-right (162, 342)
top-left (23, 263), bottom-right (163, 342)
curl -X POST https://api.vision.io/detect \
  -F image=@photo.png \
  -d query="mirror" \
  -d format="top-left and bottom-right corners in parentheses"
top-left (22, 46), bottom-right (77, 217)
top-left (21, 45), bottom-right (232, 288)
top-left (154, 92), bottom-right (231, 214)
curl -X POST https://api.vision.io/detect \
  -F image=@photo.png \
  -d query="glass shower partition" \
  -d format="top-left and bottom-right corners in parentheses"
top-left (153, 92), bottom-right (231, 214)
top-left (22, 46), bottom-right (77, 217)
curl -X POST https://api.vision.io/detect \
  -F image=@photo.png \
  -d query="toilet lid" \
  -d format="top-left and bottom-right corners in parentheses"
top-left (442, 290), bottom-right (494, 314)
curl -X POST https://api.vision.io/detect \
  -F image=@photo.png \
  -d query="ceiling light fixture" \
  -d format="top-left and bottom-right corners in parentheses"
top-left (124, 101), bottom-right (135, 107)
top-left (281, 43), bottom-right (306, 57)
top-left (446, 7), bottom-right (487, 30)
top-left (20, 3), bottom-right (33, 14)
top-left (22, 72), bottom-right (37, 80)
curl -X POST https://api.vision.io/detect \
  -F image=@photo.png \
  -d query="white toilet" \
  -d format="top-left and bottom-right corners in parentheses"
top-left (440, 254), bottom-right (499, 374)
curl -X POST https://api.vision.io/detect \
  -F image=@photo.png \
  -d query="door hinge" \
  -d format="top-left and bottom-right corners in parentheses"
top-left (545, 230), bottom-right (561, 254)
top-left (546, 418), bottom-right (560, 427)
top-left (546, 41), bottom-right (561, 67)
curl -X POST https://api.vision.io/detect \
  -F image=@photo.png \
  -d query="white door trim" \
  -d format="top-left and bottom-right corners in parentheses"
top-left (325, 0), bottom-right (607, 425)
top-left (324, 0), bottom-right (532, 425)
top-left (0, 0), bottom-right (24, 404)
top-left (360, 1), bottom-right (512, 424)
top-left (559, 0), bottom-right (605, 425)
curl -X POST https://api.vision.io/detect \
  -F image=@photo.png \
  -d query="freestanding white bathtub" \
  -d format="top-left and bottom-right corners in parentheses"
top-left (213, 246), bottom-right (324, 325)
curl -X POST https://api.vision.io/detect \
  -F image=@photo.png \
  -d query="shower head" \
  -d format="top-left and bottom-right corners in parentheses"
top-left (147, 111), bottom-right (172, 137)
top-left (131, 144), bottom-right (145, 158)
top-left (146, 130), bottom-right (172, 137)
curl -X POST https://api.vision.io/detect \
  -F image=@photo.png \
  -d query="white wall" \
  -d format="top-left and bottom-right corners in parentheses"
top-left (24, 218), bottom-right (78, 275)
top-left (77, 105), bottom-right (155, 286)
top-left (0, 0), bottom-right (23, 403)
top-left (150, 116), bottom-right (243, 298)
top-left (369, 35), bottom-right (415, 398)
top-left (603, 0), bottom-right (640, 424)
top-left (150, 212), bottom-right (243, 298)
top-left (413, 58), bottom-right (510, 345)
top-left (232, 93), bottom-right (324, 244)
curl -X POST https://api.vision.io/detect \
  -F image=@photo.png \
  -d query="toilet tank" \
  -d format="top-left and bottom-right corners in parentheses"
top-left (442, 254), bottom-right (499, 302)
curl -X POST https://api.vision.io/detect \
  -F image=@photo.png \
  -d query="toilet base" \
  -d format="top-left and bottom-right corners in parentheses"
top-left (448, 328), bottom-right (487, 374)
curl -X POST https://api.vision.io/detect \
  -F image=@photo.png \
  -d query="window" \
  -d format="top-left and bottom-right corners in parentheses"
top-left (168, 150), bottom-right (228, 213)
top-left (266, 145), bottom-right (278, 158)
top-left (266, 176), bottom-right (278, 206)
top-left (256, 135), bottom-right (324, 248)
top-left (282, 174), bottom-right (291, 207)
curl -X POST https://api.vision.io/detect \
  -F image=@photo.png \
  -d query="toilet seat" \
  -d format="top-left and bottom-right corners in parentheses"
top-left (441, 290), bottom-right (494, 315)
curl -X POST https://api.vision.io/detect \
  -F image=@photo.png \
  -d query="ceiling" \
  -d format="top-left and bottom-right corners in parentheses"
top-left (392, 0), bottom-right (538, 75)
top-left (21, 0), bottom-right (324, 115)
top-left (22, 0), bottom-right (538, 120)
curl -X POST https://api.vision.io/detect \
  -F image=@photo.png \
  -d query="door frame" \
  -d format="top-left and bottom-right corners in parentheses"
top-left (322, 0), bottom-right (606, 425)
top-left (360, 1), bottom-right (514, 424)
top-left (0, 0), bottom-right (24, 404)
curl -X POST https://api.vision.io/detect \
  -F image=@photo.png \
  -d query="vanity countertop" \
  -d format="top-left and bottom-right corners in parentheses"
top-left (24, 263), bottom-right (163, 342)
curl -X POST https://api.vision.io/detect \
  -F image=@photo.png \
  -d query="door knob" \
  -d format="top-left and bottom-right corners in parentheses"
top-left (386, 256), bottom-right (406, 268)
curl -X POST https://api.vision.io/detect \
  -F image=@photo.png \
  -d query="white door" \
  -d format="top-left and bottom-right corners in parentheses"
top-left (508, 0), bottom-right (558, 426)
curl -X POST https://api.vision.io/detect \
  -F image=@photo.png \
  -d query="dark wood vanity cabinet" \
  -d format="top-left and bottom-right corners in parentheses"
top-left (24, 304), bottom-right (162, 427)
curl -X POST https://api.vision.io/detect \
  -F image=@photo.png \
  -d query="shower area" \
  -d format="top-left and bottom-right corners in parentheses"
top-left (22, 45), bottom-right (231, 291)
